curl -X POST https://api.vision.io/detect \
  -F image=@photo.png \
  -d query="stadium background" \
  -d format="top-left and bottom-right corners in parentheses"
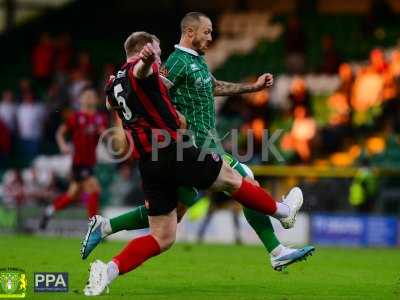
top-left (1, 0), bottom-right (400, 299)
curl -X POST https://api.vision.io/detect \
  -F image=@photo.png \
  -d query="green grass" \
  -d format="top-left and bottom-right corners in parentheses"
top-left (1, 235), bottom-right (400, 299)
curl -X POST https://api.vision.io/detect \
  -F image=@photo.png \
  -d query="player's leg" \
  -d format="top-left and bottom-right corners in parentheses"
top-left (108, 186), bottom-right (195, 233)
top-left (209, 159), bottom-right (305, 226)
top-left (39, 181), bottom-right (81, 230)
top-left (214, 162), bottom-right (315, 271)
top-left (82, 176), bottom-right (101, 218)
top-left (84, 166), bottom-right (178, 295)
top-left (81, 190), bottom-right (192, 259)
top-left (222, 154), bottom-right (282, 252)
top-left (83, 209), bottom-right (177, 296)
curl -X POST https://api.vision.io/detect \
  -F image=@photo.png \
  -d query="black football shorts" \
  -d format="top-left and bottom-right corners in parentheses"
top-left (138, 143), bottom-right (223, 216)
top-left (71, 164), bottom-right (95, 182)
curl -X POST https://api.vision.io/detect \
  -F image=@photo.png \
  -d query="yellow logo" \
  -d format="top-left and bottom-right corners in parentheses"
top-left (0, 268), bottom-right (27, 298)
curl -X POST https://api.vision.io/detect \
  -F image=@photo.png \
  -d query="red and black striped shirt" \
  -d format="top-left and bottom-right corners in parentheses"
top-left (66, 111), bottom-right (108, 166)
top-left (106, 59), bottom-right (180, 160)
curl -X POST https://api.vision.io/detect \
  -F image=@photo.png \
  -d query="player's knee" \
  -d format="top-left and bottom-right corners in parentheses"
top-left (212, 162), bottom-right (242, 193)
top-left (154, 231), bottom-right (176, 252)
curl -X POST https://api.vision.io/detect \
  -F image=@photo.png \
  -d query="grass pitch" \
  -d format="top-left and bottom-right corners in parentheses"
top-left (2, 235), bottom-right (400, 299)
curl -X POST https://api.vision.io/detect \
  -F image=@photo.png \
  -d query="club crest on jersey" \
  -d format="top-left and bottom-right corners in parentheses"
top-left (190, 63), bottom-right (200, 71)
top-left (194, 78), bottom-right (203, 88)
top-left (211, 152), bottom-right (221, 162)
top-left (116, 70), bottom-right (126, 78)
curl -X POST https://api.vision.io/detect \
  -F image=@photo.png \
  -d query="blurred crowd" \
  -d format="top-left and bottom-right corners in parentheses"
top-left (219, 48), bottom-right (400, 165)
top-left (1, 28), bottom-right (400, 210)
top-left (0, 33), bottom-right (115, 167)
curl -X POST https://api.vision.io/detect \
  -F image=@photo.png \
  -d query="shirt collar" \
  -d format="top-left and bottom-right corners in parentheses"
top-left (175, 45), bottom-right (199, 56)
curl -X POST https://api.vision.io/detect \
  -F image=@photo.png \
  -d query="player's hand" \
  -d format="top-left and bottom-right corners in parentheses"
top-left (254, 73), bottom-right (274, 90)
top-left (139, 43), bottom-right (157, 64)
top-left (60, 143), bottom-right (72, 155)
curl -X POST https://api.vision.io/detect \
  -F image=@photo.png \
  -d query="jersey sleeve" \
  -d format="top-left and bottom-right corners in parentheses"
top-left (163, 56), bottom-right (186, 87)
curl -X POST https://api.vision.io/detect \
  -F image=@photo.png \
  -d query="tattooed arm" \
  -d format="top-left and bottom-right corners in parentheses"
top-left (212, 73), bottom-right (273, 96)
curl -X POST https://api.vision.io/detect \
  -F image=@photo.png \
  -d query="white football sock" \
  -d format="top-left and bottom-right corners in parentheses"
top-left (106, 261), bottom-right (119, 284)
top-left (270, 244), bottom-right (285, 257)
top-left (101, 218), bottom-right (112, 237)
top-left (274, 202), bottom-right (290, 218)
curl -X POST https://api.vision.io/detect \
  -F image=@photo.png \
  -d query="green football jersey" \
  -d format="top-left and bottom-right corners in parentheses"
top-left (164, 45), bottom-right (216, 149)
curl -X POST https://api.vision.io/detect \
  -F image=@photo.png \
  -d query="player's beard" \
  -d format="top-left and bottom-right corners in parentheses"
top-left (192, 37), bottom-right (206, 55)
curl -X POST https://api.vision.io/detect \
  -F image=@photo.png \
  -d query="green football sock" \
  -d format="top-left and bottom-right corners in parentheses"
top-left (226, 154), bottom-right (281, 253)
top-left (110, 205), bottom-right (149, 233)
top-left (242, 207), bottom-right (280, 252)
top-left (109, 187), bottom-right (199, 233)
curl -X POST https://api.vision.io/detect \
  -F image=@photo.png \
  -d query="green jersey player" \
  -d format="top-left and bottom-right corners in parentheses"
top-left (81, 12), bottom-right (314, 271)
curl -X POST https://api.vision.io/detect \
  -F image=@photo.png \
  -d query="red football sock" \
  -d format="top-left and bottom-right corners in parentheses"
top-left (113, 235), bottom-right (161, 274)
top-left (87, 192), bottom-right (99, 218)
top-left (232, 179), bottom-right (277, 215)
top-left (53, 193), bottom-right (74, 211)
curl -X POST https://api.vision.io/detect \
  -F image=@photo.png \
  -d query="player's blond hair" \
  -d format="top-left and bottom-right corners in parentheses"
top-left (124, 31), bottom-right (160, 58)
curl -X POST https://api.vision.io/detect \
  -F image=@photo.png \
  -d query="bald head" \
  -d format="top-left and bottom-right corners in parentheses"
top-left (179, 12), bottom-right (212, 55)
top-left (180, 12), bottom-right (210, 34)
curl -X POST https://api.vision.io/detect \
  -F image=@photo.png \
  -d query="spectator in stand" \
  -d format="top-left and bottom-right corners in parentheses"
top-left (351, 52), bottom-right (384, 127)
top-left (16, 91), bottom-right (47, 163)
top-left (284, 16), bottom-right (307, 74)
top-left (54, 33), bottom-right (74, 86)
top-left (368, 48), bottom-right (388, 74)
top-left (282, 105), bottom-right (316, 163)
top-left (381, 50), bottom-right (400, 130)
top-left (2, 169), bottom-right (24, 208)
top-left (16, 79), bottom-right (33, 100)
top-left (337, 63), bottom-right (355, 100)
top-left (0, 119), bottom-right (11, 164)
top-left (108, 163), bottom-right (143, 206)
top-left (319, 35), bottom-right (341, 74)
top-left (327, 63), bottom-right (354, 127)
top-left (0, 90), bottom-right (17, 133)
top-left (291, 105), bottom-right (316, 162)
top-left (32, 33), bottom-right (55, 86)
top-left (54, 33), bottom-right (73, 74)
top-left (76, 51), bottom-right (94, 79)
top-left (68, 69), bottom-right (91, 109)
top-left (288, 77), bottom-right (311, 114)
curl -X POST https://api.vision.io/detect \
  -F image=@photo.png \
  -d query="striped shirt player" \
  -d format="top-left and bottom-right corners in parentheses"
top-left (105, 55), bottom-right (223, 217)
top-left (40, 88), bottom-right (107, 230)
top-left (67, 111), bottom-right (108, 170)
top-left (106, 60), bottom-right (181, 160)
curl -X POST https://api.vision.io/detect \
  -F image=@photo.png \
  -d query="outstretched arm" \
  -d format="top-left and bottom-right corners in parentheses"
top-left (212, 73), bottom-right (273, 96)
top-left (133, 43), bottom-right (158, 79)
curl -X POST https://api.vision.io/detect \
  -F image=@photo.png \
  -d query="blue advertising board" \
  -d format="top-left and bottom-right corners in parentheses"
top-left (311, 214), bottom-right (398, 247)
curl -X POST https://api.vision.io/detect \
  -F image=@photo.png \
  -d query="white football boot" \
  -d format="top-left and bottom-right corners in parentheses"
top-left (83, 260), bottom-right (110, 296)
top-left (279, 187), bottom-right (303, 229)
top-left (271, 245), bottom-right (315, 271)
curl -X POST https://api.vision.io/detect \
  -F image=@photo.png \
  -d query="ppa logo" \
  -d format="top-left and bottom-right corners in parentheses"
top-left (34, 272), bottom-right (68, 292)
